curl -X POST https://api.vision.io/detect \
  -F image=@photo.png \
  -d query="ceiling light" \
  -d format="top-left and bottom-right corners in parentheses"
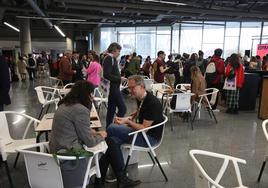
top-left (4, 22), bottom-right (20, 32)
top-left (54, 25), bottom-right (66, 37)
top-left (142, 0), bottom-right (187, 6)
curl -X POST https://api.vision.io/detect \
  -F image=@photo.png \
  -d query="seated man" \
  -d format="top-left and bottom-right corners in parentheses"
top-left (96, 75), bottom-right (164, 187)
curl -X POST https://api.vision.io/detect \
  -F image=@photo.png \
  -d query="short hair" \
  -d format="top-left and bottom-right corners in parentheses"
top-left (198, 50), bottom-right (204, 56)
top-left (168, 54), bottom-right (172, 59)
top-left (157, 51), bottom-right (165, 57)
top-left (107, 42), bottom-right (121, 53)
top-left (256, 55), bottom-right (261, 60)
top-left (92, 53), bottom-right (99, 62)
top-left (214, 48), bottom-right (223, 56)
top-left (133, 52), bottom-right (137, 57)
top-left (128, 75), bottom-right (145, 88)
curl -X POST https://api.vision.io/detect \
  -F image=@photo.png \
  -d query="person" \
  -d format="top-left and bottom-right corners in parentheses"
top-left (17, 56), bottom-right (27, 81)
top-left (58, 51), bottom-right (76, 85)
top-left (86, 53), bottom-right (102, 88)
top-left (72, 51), bottom-right (83, 82)
top-left (205, 48), bottom-right (225, 110)
top-left (96, 75), bottom-right (164, 187)
top-left (27, 54), bottom-right (36, 81)
top-left (190, 66), bottom-right (207, 103)
top-left (173, 54), bottom-right (183, 88)
top-left (49, 80), bottom-right (107, 188)
top-left (141, 56), bottom-right (151, 78)
top-left (165, 54), bottom-right (176, 88)
top-left (225, 53), bottom-right (245, 114)
top-left (0, 56), bottom-right (11, 111)
top-left (263, 55), bottom-right (268, 71)
top-left (103, 42), bottom-right (127, 127)
top-left (249, 56), bottom-right (257, 70)
top-left (256, 55), bottom-right (262, 70)
top-left (183, 53), bottom-right (198, 83)
top-left (197, 50), bottom-right (207, 75)
top-left (153, 51), bottom-right (169, 83)
top-left (125, 52), bottom-right (140, 77)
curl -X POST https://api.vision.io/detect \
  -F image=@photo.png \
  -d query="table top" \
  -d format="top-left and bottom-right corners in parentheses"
top-left (35, 104), bottom-right (101, 132)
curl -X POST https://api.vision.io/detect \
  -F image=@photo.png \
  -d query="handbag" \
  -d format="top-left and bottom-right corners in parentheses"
top-left (223, 76), bottom-right (236, 91)
top-left (52, 148), bottom-right (93, 170)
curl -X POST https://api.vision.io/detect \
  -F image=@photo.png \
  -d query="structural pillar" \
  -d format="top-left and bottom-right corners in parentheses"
top-left (93, 27), bottom-right (101, 54)
top-left (66, 37), bottom-right (73, 51)
top-left (19, 18), bottom-right (32, 56)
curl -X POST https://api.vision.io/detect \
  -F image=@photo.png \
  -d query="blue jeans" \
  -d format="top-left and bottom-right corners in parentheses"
top-left (107, 124), bottom-right (159, 147)
top-left (99, 124), bottom-right (159, 178)
top-left (106, 86), bottom-right (126, 128)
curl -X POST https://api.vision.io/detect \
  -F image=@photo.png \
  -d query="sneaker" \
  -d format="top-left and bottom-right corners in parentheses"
top-left (118, 175), bottom-right (141, 188)
top-left (212, 109), bottom-right (220, 112)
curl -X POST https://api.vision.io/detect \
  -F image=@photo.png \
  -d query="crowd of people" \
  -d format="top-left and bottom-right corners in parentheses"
top-left (2, 42), bottom-right (268, 187)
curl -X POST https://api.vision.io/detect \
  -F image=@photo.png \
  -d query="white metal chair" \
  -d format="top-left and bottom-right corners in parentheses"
top-left (189, 149), bottom-right (248, 188)
top-left (63, 83), bottom-right (74, 89)
top-left (49, 76), bottom-right (63, 88)
top-left (257, 119), bottom-right (268, 182)
top-left (168, 92), bottom-right (195, 130)
top-left (175, 83), bottom-right (191, 92)
top-left (0, 111), bottom-right (40, 185)
top-left (192, 88), bottom-right (219, 124)
top-left (94, 87), bottom-right (108, 114)
top-left (17, 141), bottom-right (107, 188)
top-left (151, 83), bottom-right (172, 112)
top-left (35, 86), bottom-right (60, 119)
top-left (144, 78), bottom-right (154, 91)
top-left (122, 115), bottom-right (169, 181)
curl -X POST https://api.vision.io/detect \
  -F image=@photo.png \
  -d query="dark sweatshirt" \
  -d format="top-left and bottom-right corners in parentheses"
top-left (103, 55), bottom-right (121, 88)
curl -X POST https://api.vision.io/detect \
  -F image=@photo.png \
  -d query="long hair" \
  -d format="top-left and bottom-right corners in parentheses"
top-left (229, 53), bottom-right (240, 70)
top-left (190, 66), bottom-right (202, 80)
top-left (58, 80), bottom-right (95, 109)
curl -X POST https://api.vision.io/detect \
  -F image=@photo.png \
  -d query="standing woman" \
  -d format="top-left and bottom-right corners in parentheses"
top-left (190, 66), bottom-right (207, 103)
top-left (86, 53), bottom-right (102, 88)
top-left (17, 56), bottom-right (27, 81)
top-left (225, 53), bottom-right (244, 114)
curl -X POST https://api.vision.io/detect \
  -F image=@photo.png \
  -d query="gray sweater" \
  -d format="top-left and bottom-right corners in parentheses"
top-left (49, 103), bottom-right (103, 153)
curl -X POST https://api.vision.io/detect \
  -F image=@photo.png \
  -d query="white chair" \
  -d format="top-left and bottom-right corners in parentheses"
top-left (192, 88), bottom-right (219, 124)
top-left (168, 92), bottom-right (195, 130)
top-left (17, 141), bottom-right (107, 188)
top-left (257, 119), bottom-right (268, 182)
top-left (175, 83), bottom-right (191, 92)
top-left (144, 78), bottom-right (154, 91)
top-left (94, 87), bottom-right (108, 114)
top-left (63, 83), bottom-right (74, 89)
top-left (49, 76), bottom-right (63, 88)
top-left (189, 149), bottom-right (248, 188)
top-left (151, 83), bottom-right (172, 112)
top-left (0, 111), bottom-right (40, 185)
top-left (122, 115), bottom-right (169, 181)
top-left (35, 86), bottom-right (60, 119)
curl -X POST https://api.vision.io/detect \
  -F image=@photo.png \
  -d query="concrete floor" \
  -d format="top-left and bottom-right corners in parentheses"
top-left (1, 76), bottom-right (268, 188)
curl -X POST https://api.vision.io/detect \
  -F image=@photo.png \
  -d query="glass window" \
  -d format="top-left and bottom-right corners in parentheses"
top-left (156, 26), bottom-right (171, 34)
top-left (118, 33), bottom-right (135, 56)
top-left (239, 22), bottom-right (262, 56)
top-left (225, 22), bottom-right (240, 37)
top-left (180, 23), bottom-right (202, 54)
top-left (156, 34), bottom-right (171, 58)
top-left (203, 22), bottom-right (225, 44)
top-left (172, 28), bottom-right (179, 54)
top-left (203, 43), bottom-right (224, 58)
top-left (224, 37), bottom-right (239, 58)
top-left (261, 22), bottom-right (268, 44)
top-left (136, 27), bottom-right (156, 33)
top-left (136, 33), bottom-right (156, 59)
top-left (100, 27), bottom-right (117, 53)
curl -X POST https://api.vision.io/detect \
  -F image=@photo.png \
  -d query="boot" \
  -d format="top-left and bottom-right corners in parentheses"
top-left (117, 173), bottom-right (141, 188)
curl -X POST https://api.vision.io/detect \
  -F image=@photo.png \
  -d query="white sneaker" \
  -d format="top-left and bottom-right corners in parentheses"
top-left (212, 109), bottom-right (220, 112)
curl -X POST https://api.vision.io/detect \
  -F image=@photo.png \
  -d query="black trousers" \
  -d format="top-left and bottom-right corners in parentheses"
top-left (27, 68), bottom-right (36, 80)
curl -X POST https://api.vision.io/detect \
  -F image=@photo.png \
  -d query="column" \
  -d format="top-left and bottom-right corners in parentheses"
top-left (19, 18), bottom-right (32, 56)
top-left (66, 37), bottom-right (73, 51)
top-left (93, 27), bottom-right (101, 54)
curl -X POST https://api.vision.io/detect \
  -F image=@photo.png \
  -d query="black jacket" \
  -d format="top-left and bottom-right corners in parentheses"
top-left (0, 56), bottom-right (11, 105)
top-left (103, 55), bottom-right (121, 87)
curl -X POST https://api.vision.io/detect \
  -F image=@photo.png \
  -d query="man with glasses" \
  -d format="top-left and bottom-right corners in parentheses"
top-left (96, 75), bottom-right (164, 187)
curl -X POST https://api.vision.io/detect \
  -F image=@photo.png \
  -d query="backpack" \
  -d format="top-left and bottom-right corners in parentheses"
top-left (28, 58), bottom-right (35, 67)
top-left (205, 61), bottom-right (217, 83)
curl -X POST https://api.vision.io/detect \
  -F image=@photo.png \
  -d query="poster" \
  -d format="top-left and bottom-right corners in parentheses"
top-left (257, 44), bottom-right (268, 58)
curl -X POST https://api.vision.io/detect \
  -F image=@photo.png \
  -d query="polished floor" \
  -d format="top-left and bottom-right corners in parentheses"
top-left (1, 75), bottom-right (268, 188)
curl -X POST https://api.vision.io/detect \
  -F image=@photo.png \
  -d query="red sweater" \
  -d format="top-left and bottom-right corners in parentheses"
top-left (225, 64), bottom-right (244, 88)
top-left (209, 56), bottom-right (225, 85)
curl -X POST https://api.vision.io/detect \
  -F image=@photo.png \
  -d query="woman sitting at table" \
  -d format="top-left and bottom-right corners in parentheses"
top-left (49, 80), bottom-right (107, 188)
top-left (190, 66), bottom-right (207, 103)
